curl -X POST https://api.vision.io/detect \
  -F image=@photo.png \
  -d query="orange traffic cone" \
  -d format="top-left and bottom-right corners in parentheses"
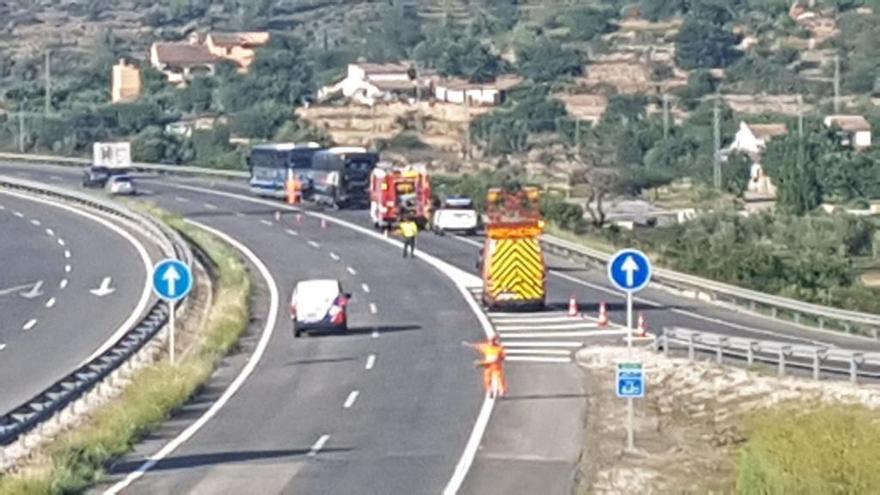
top-left (597, 302), bottom-right (610, 327)
top-left (568, 294), bottom-right (578, 317)
top-left (637, 312), bottom-right (648, 337)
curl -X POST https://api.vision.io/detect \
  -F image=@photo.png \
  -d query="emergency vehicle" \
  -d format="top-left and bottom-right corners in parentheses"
top-left (369, 164), bottom-right (433, 230)
top-left (478, 186), bottom-right (547, 310)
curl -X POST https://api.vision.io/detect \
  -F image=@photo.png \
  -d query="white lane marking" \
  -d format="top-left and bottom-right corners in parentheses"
top-left (308, 240), bottom-right (321, 249)
top-left (369, 303), bottom-right (377, 314)
top-left (30, 219), bottom-right (41, 226)
top-left (260, 219), bottom-right (273, 227)
top-left (45, 228), bottom-right (55, 236)
top-left (343, 391), bottom-right (360, 409)
top-left (13, 210), bottom-right (24, 218)
top-left (175, 196), bottom-right (189, 203)
top-left (506, 356), bottom-right (572, 363)
top-left (505, 349), bottom-right (572, 356)
top-left (490, 315), bottom-right (583, 323)
top-left (0, 343), bottom-right (5, 351)
top-left (308, 434), bottom-right (330, 456)
top-left (502, 341), bottom-right (584, 348)
top-left (204, 203), bottom-right (218, 210)
top-left (0, 282), bottom-right (40, 297)
top-left (64, 249), bottom-right (71, 259)
top-left (371, 328), bottom-right (379, 339)
top-left (285, 229), bottom-right (299, 236)
top-left (0, 204), bottom-right (4, 210)
top-left (235, 212), bottom-right (246, 218)
top-left (150, 183), bottom-right (496, 491)
top-left (501, 330), bottom-right (627, 338)
top-left (45, 297), bottom-right (56, 309)
top-left (50, 175), bottom-right (62, 181)
top-left (104, 220), bottom-right (279, 495)
top-left (365, 354), bottom-right (376, 370)
top-left (57, 238), bottom-right (66, 246)
top-left (494, 323), bottom-right (600, 331)
top-left (346, 266), bottom-right (357, 275)
top-left (361, 283), bottom-right (370, 294)
top-left (59, 279), bottom-right (68, 289)
top-left (22, 319), bottom-right (37, 331)
top-left (64, 264), bottom-right (72, 273)
top-left (329, 252), bottom-right (340, 261)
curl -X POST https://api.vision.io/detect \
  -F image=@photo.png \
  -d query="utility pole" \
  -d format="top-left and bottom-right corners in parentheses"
top-left (17, 107), bottom-right (25, 152)
top-left (797, 94), bottom-right (804, 169)
top-left (662, 92), bottom-right (670, 141)
top-left (713, 92), bottom-right (722, 191)
top-left (575, 119), bottom-right (581, 155)
top-left (44, 49), bottom-right (51, 115)
top-left (833, 54), bottom-right (840, 114)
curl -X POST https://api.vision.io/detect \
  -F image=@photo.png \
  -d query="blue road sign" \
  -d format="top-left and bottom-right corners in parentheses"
top-left (616, 363), bottom-right (645, 398)
top-left (608, 249), bottom-right (652, 293)
top-left (152, 259), bottom-right (192, 301)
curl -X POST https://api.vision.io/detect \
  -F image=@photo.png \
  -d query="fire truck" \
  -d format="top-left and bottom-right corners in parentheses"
top-left (478, 186), bottom-right (547, 310)
top-left (369, 164), bottom-right (433, 230)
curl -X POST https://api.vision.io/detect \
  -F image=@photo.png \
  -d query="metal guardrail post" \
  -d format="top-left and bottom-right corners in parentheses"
top-left (747, 342), bottom-right (755, 366)
top-left (813, 349), bottom-right (821, 381)
top-left (717, 337), bottom-right (727, 364)
top-left (794, 312), bottom-right (801, 325)
top-left (850, 353), bottom-right (862, 384)
top-left (778, 346), bottom-right (790, 376)
top-left (818, 317), bottom-right (825, 330)
top-left (662, 328), bottom-right (669, 357)
top-left (687, 333), bottom-right (695, 361)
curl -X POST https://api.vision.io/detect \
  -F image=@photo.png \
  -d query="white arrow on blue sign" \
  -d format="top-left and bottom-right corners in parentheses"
top-left (152, 259), bottom-right (192, 301)
top-left (607, 249), bottom-right (652, 293)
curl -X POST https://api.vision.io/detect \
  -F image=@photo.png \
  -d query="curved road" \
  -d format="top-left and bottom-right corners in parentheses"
top-left (0, 188), bottom-right (153, 415)
top-left (5, 163), bottom-right (880, 495)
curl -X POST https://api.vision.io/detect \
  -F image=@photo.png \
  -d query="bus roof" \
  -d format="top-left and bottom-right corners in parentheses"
top-left (324, 146), bottom-right (369, 154)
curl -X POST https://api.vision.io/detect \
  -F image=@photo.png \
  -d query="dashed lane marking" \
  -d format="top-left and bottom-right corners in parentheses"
top-left (371, 328), bottom-right (379, 339)
top-left (308, 434), bottom-right (330, 456)
top-left (45, 297), bottom-right (56, 309)
top-left (285, 229), bottom-right (299, 236)
top-left (260, 219), bottom-right (273, 227)
top-left (365, 354), bottom-right (376, 370)
top-left (30, 219), bottom-right (41, 226)
top-left (13, 211), bottom-right (23, 218)
top-left (204, 203), bottom-right (218, 210)
top-left (175, 197), bottom-right (189, 203)
top-left (343, 391), bottom-right (360, 409)
top-left (346, 266), bottom-right (357, 275)
top-left (64, 250), bottom-right (71, 259)
top-left (59, 279), bottom-right (68, 289)
top-left (361, 283), bottom-right (370, 294)
top-left (45, 228), bottom-right (55, 236)
top-left (369, 303), bottom-right (377, 314)
top-left (22, 319), bottom-right (37, 331)
top-left (329, 252), bottom-right (340, 261)
top-left (308, 240), bottom-right (321, 249)
top-left (64, 264), bottom-right (72, 273)
top-left (57, 238), bottom-right (66, 246)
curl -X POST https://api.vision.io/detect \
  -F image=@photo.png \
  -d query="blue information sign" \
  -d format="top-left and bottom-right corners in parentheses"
top-left (608, 249), bottom-right (652, 293)
top-left (151, 259), bottom-right (192, 301)
top-left (616, 363), bottom-right (645, 398)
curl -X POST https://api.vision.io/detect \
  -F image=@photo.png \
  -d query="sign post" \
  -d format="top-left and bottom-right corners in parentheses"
top-left (617, 362), bottom-right (645, 451)
top-left (151, 259), bottom-right (193, 365)
top-left (608, 249), bottom-right (652, 451)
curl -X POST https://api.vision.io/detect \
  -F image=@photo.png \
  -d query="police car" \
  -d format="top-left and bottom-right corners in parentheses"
top-left (432, 196), bottom-right (480, 235)
top-left (290, 279), bottom-right (351, 337)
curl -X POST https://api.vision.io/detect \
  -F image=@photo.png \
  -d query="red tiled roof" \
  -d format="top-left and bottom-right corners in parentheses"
top-left (747, 123), bottom-right (788, 140)
top-left (152, 42), bottom-right (218, 67)
top-left (208, 32), bottom-right (270, 48)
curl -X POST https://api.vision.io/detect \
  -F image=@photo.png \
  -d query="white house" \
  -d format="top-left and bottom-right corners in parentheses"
top-left (728, 121), bottom-right (788, 157)
top-left (824, 115), bottom-right (872, 149)
top-left (318, 63), bottom-right (429, 106)
top-left (432, 75), bottom-right (521, 106)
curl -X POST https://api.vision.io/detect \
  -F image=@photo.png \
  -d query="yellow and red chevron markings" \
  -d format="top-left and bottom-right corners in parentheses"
top-left (486, 238), bottom-right (545, 301)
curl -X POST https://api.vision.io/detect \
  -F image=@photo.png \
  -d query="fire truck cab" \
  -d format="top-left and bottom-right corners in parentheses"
top-left (369, 164), bottom-right (432, 230)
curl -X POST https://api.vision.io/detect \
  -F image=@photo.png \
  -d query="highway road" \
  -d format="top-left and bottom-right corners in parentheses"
top-left (0, 187), bottom-right (154, 415)
top-left (5, 162), bottom-right (880, 495)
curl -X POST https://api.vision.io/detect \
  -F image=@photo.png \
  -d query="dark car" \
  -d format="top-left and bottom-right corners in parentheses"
top-left (82, 166), bottom-right (129, 188)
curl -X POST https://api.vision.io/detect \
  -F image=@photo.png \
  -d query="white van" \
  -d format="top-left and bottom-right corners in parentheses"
top-left (432, 196), bottom-right (479, 235)
top-left (290, 279), bottom-right (351, 337)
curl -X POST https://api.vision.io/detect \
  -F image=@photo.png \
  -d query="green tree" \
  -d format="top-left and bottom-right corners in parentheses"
top-left (230, 102), bottom-right (289, 139)
top-left (675, 18), bottom-right (740, 69)
top-left (176, 76), bottom-right (215, 113)
top-left (414, 29), bottom-right (503, 83)
top-left (515, 37), bottom-right (582, 82)
top-left (236, 35), bottom-right (314, 109)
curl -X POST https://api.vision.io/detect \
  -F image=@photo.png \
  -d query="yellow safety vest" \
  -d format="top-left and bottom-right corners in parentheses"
top-left (400, 221), bottom-right (418, 238)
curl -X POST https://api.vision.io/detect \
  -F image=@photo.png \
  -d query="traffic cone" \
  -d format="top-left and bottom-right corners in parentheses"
top-left (597, 302), bottom-right (610, 327)
top-left (637, 312), bottom-right (648, 337)
top-left (568, 294), bottom-right (578, 317)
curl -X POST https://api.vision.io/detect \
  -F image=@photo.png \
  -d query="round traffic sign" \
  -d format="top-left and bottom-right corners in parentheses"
top-left (607, 249), bottom-right (652, 293)
top-left (152, 258), bottom-right (193, 301)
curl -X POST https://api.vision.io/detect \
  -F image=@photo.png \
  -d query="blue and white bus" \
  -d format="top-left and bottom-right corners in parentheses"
top-left (247, 143), bottom-right (323, 198)
top-left (310, 147), bottom-right (379, 209)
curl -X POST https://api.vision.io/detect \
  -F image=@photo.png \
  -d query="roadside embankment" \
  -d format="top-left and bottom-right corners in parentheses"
top-left (0, 206), bottom-right (251, 494)
top-left (575, 346), bottom-right (880, 494)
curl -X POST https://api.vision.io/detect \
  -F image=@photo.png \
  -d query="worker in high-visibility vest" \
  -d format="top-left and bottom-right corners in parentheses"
top-left (286, 176), bottom-right (302, 205)
top-left (463, 336), bottom-right (507, 398)
top-left (399, 216), bottom-right (419, 258)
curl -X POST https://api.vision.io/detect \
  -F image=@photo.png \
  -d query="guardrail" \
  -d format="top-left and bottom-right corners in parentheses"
top-left (5, 151), bottom-right (880, 339)
top-left (656, 327), bottom-right (880, 383)
top-left (541, 235), bottom-right (880, 340)
top-left (0, 176), bottom-right (193, 447)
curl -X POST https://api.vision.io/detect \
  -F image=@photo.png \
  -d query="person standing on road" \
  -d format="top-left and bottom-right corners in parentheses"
top-left (399, 216), bottom-right (419, 258)
top-left (463, 336), bottom-right (508, 398)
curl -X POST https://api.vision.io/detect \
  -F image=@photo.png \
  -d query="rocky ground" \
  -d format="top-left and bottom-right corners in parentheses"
top-left (575, 345), bottom-right (880, 494)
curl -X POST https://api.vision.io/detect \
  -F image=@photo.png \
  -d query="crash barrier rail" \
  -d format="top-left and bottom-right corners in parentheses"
top-left (0, 176), bottom-right (193, 446)
top-left (541, 235), bottom-right (880, 340)
top-left (657, 327), bottom-right (880, 383)
top-left (5, 151), bottom-right (880, 338)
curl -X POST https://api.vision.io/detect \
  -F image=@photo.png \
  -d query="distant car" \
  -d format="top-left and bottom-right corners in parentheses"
top-left (82, 166), bottom-right (111, 188)
top-left (106, 175), bottom-right (136, 195)
top-left (432, 196), bottom-right (480, 235)
top-left (290, 279), bottom-right (351, 337)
